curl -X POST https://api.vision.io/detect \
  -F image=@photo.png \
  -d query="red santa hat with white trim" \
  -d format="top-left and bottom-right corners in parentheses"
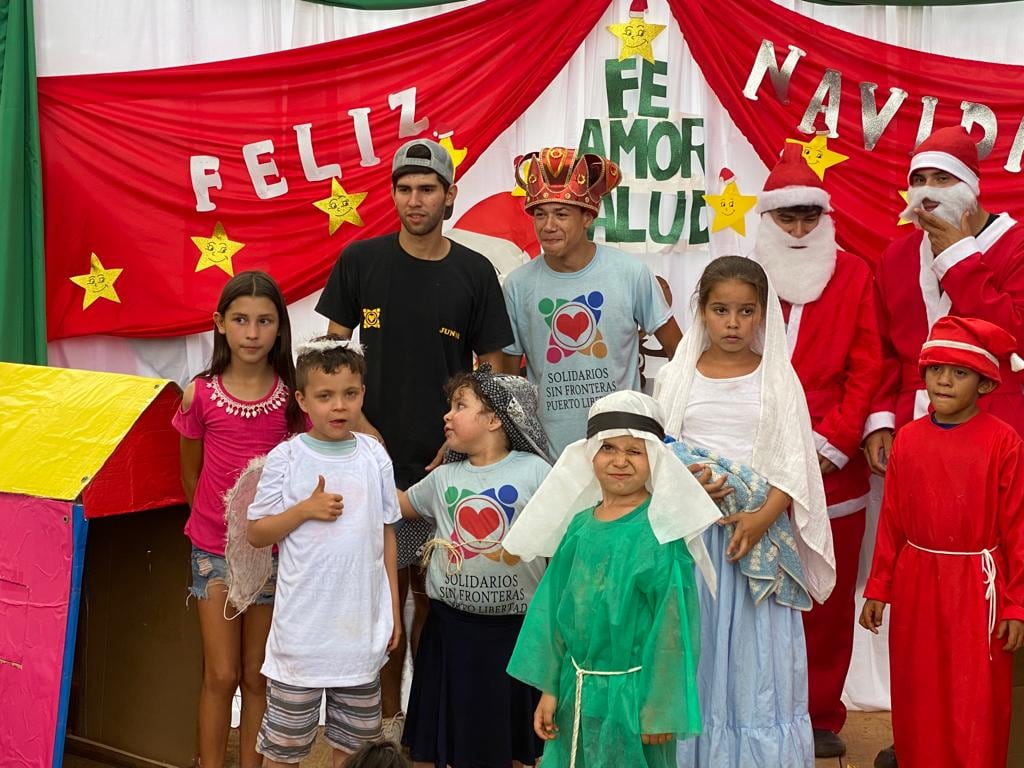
top-left (918, 315), bottom-right (1024, 386)
top-left (909, 125), bottom-right (980, 195)
top-left (756, 142), bottom-right (832, 214)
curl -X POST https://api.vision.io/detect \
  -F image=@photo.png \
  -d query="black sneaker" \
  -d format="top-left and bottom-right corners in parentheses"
top-left (874, 744), bottom-right (897, 768)
top-left (813, 729), bottom-right (847, 758)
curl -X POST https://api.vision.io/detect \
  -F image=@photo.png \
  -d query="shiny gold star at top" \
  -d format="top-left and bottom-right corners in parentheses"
top-left (69, 253), bottom-right (123, 309)
top-left (897, 189), bottom-right (912, 226)
top-left (313, 178), bottom-right (368, 235)
top-left (703, 181), bottom-right (759, 236)
top-left (191, 221), bottom-right (245, 276)
top-left (785, 135), bottom-right (849, 181)
top-left (608, 16), bottom-right (666, 63)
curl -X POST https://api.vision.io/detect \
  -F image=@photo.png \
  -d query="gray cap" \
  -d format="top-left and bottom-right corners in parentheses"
top-left (392, 138), bottom-right (455, 186)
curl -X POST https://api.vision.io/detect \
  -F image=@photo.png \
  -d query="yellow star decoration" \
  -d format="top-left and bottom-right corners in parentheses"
top-left (69, 253), bottom-right (123, 309)
top-left (897, 189), bottom-right (912, 226)
top-left (191, 221), bottom-right (245, 276)
top-left (785, 135), bottom-right (849, 181)
top-left (436, 132), bottom-right (468, 170)
top-left (703, 181), bottom-right (759, 236)
top-left (313, 178), bottom-right (368, 235)
top-left (608, 16), bottom-right (666, 64)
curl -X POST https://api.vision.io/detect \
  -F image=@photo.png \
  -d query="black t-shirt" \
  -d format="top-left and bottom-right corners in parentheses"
top-left (316, 233), bottom-right (513, 487)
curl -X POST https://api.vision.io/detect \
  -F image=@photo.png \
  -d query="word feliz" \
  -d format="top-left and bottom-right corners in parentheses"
top-left (189, 87), bottom-right (426, 212)
top-left (745, 40), bottom-right (1024, 171)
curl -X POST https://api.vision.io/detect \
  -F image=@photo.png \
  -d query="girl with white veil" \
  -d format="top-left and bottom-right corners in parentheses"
top-left (655, 256), bottom-right (835, 768)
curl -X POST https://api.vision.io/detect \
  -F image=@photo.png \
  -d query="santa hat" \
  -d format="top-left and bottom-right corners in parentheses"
top-left (909, 126), bottom-right (980, 195)
top-left (756, 143), bottom-right (832, 214)
top-left (919, 315), bottom-right (1024, 386)
top-left (514, 147), bottom-right (621, 214)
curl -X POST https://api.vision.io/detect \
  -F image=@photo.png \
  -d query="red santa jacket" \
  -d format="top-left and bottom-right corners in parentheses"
top-left (781, 251), bottom-right (883, 516)
top-left (870, 214), bottom-right (1024, 436)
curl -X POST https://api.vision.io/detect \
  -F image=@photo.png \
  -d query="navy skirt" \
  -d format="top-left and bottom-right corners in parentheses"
top-left (403, 599), bottom-right (542, 767)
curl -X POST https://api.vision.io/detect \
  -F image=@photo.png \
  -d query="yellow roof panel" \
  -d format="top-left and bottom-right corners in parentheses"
top-left (0, 363), bottom-right (175, 500)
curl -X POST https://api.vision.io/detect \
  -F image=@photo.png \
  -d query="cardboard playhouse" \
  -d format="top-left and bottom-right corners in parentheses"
top-left (0, 362), bottom-right (201, 767)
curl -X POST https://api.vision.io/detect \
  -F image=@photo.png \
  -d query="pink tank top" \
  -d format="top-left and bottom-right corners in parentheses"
top-left (172, 375), bottom-right (291, 555)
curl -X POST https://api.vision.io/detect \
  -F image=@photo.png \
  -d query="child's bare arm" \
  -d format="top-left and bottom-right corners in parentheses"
top-left (997, 619), bottom-right (1024, 652)
top-left (248, 475), bottom-right (343, 547)
top-left (534, 693), bottom-right (559, 741)
top-left (383, 524), bottom-right (402, 652)
top-left (859, 599), bottom-right (886, 634)
top-left (178, 382), bottom-right (202, 505)
top-left (396, 489), bottom-right (421, 519)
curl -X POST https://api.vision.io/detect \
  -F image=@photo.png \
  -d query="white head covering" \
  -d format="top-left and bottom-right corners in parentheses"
top-left (653, 266), bottom-right (836, 603)
top-left (501, 390), bottom-right (720, 595)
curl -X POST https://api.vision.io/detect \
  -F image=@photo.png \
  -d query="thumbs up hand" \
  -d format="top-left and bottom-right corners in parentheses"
top-left (303, 475), bottom-right (344, 521)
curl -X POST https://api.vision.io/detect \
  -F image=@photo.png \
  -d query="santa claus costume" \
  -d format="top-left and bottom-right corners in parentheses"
top-left (753, 144), bottom-right (882, 748)
top-left (864, 316), bottom-right (1024, 768)
top-left (868, 125), bottom-right (1024, 438)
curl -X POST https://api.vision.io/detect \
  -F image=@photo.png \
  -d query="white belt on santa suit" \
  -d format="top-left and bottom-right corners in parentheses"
top-left (908, 541), bottom-right (999, 658)
top-left (568, 656), bottom-right (642, 768)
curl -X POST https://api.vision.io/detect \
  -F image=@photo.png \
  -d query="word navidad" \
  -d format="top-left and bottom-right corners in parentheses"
top-left (578, 59), bottom-right (708, 246)
top-left (189, 86), bottom-right (426, 212)
top-left (745, 39), bottom-right (1024, 171)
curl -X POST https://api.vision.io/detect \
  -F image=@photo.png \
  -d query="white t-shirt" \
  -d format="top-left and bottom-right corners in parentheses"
top-left (406, 450), bottom-right (549, 615)
top-left (680, 366), bottom-right (762, 465)
top-left (248, 433), bottom-right (401, 687)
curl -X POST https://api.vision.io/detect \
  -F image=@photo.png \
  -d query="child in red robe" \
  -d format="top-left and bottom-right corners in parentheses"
top-left (860, 315), bottom-right (1024, 768)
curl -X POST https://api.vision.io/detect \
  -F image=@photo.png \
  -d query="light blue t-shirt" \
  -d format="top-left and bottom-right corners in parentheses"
top-left (502, 244), bottom-right (671, 455)
top-left (406, 450), bottom-right (550, 615)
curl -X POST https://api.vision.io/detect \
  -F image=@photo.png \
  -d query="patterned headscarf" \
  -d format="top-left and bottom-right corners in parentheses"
top-left (446, 364), bottom-right (552, 464)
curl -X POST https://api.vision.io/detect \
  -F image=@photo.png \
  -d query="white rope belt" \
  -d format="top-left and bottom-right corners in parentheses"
top-left (569, 656), bottom-right (642, 768)
top-left (909, 541), bottom-right (998, 658)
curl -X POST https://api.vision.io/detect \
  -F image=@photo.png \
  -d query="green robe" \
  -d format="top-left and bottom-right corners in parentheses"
top-left (507, 498), bottom-right (702, 768)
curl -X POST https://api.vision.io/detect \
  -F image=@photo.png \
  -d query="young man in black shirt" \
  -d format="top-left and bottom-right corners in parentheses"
top-left (316, 138), bottom-right (514, 742)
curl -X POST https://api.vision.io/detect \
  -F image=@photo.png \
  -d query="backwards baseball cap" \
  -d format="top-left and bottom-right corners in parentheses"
top-left (392, 139), bottom-right (455, 186)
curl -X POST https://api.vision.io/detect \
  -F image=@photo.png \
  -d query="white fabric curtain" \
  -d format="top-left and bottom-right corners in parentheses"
top-left (35, 0), bottom-right (1024, 711)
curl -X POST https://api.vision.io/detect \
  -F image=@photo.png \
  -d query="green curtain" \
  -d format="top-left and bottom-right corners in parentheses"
top-left (305, 0), bottom-right (459, 9)
top-left (0, 0), bottom-right (45, 365)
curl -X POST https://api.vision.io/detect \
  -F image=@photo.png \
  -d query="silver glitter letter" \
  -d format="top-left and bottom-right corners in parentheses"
top-left (914, 96), bottom-right (939, 148)
top-left (1004, 116), bottom-right (1024, 174)
top-left (960, 101), bottom-right (998, 160)
top-left (860, 83), bottom-right (908, 150)
top-left (742, 40), bottom-right (806, 105)
top-left (798, 69), bottom-right (842, 138)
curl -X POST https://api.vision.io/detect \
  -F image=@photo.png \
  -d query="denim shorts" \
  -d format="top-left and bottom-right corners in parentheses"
top-left (189, 546), bottom-right (277, 606)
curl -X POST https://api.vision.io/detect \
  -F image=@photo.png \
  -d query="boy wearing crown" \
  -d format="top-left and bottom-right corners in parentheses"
top-left (499, 147), bottom-right (683, 456)
top-left (859, 316), bottom-right (1024, 768)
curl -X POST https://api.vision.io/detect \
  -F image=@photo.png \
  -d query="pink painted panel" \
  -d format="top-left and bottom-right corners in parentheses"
top-left (0, 494), bottom-right (73, 767)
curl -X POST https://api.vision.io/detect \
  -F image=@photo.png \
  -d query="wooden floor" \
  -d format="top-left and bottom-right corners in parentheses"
top-left (65, 710), bottom-right (894, 767)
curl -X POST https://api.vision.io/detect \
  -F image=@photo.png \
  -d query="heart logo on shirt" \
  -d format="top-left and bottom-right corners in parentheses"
top-left (555, 311), bottom-right (590, 342)
top-left (458, 504), bottom-right (501, 541)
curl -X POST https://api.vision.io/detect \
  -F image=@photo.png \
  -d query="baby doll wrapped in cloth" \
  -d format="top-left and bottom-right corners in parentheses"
top-left (669, 440), bottom-right (811, 610)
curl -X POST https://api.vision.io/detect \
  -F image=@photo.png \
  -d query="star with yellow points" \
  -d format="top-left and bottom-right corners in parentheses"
top-left (435, 130), bottom-right (468, 170)
top-left (897, 189), bottom-right (912, 225)
top-left (785, 135), bottom-right (849, 181)
top-left (608, 16), bottom-right (666, 64)
top-left (70, 253), bottom-right (123, 309)
top-left (703, 181), bottom-right (759, 236)
top-left (191, 221), bottom-right (245, 276)
top-left (313, 178), bottom-right (367, 235)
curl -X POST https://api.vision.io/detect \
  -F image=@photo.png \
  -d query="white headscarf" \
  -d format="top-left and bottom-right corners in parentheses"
top-left (502, 390), bottom-right (720, 595)
top-left (653, 270), bottom-right (836, 603)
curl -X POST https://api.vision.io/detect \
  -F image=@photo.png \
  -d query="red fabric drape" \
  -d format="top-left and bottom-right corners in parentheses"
top-left (40, 0), bottom-right (611, 340)
top-left (669, 0), bottom-right (1024, 264)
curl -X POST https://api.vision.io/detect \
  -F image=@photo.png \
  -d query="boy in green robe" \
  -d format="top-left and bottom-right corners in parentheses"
top-left (504, 391), bottom-right (719, 768)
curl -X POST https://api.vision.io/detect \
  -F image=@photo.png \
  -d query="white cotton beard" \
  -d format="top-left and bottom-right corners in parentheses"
top-left (754, 215), bottom-right (838, 305)
top-left (900, 181), bottom-right (978, 227)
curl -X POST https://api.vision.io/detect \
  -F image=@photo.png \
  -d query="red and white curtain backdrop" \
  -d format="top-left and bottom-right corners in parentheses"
top-left (36, 0), bottom-right (1024, 711)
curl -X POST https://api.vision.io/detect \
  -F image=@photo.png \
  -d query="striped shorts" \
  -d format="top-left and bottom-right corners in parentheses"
top-left (257, 677), bottom-right (383, 761)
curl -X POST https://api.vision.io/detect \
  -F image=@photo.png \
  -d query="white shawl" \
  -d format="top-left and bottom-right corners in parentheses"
top-left (653, 281), bottom-right (836, 603)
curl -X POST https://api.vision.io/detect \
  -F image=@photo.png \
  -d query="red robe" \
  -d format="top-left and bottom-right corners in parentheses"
top-left (781, 251), bottom-right (883, 732)
top-left (864, 413), bottom-right (1024, 768)
top-left (870, 214), bottom-right (1024, 435)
